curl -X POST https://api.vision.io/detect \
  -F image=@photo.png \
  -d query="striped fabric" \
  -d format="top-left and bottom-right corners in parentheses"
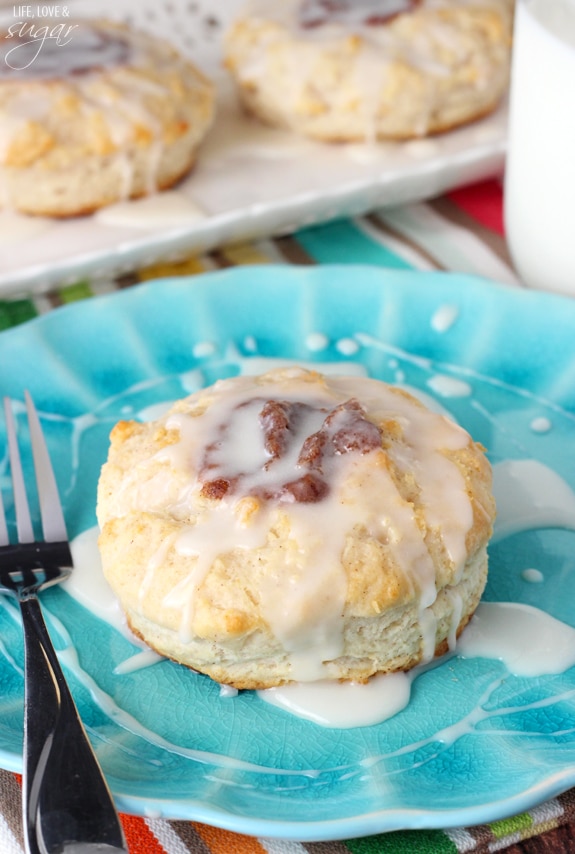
top-left (0, 180), bottom-right (522, 328)
top-left (0, 178), bottom-right (570, 853)
top-left (2, 766), bottom-right (575, 854)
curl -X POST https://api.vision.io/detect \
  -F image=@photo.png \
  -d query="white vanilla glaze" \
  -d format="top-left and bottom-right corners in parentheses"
top-left (492, 459), bottom-right (575, 542)
top-left (457, 602), bottom-right (575, 677)
top-left (259, 671), bottom-right (413, 728)
top-left (123, 370), bottom-right (474, 680)
top-left (305, 332), bottom-right (330, 351)
top-left (336, 337), bottom-right (360, 356)
top-left (259, 600), bottom-right (575, 726)
top-left (64, 526), bottom-right (575, 728)
top-left (259, 600), bottom-right (575, 724)
top-left (431, 303), bottom-right (459, 333)
top-left (522, 568), bottom-right (544, 584)
top-left (426, 375), bottom-right (472, 399)
top-left (530, 416), bottom-right (552, 434)
top-left (192, 341), bottom-right (218, 359)
top-left (0, 210), bottom-right (53, 243)
top-left (94, 192), bottom-right (206, 230)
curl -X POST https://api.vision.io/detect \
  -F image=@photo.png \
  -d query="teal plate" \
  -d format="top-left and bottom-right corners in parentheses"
top-left (1, 265), bottom-right (575, 840)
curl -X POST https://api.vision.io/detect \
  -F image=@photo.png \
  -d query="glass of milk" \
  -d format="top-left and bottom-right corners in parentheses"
top-left (504, 0), bottom-right (575, 295)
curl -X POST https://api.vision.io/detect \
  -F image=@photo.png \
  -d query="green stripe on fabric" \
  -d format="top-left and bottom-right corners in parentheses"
top-left (57, 281), bottom-right (93, 304)
top-left (345, 829), bottom-right (457, 854)
top-left (0, 298), bottom-right (37, 330)
top-left (489, 812), bottom-right (533, 840)
top-left (295, 220), bottom-right (413, 269)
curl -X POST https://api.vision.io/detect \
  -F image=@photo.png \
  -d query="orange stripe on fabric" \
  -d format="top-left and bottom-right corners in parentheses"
top-left (193, 821), bottom-right (267, 854)
top-left (121, 814), bottom-right (167, 854)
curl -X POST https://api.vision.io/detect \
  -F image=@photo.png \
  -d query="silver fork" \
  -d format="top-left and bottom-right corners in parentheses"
top-left (0, 393), bottom-right (127, 854)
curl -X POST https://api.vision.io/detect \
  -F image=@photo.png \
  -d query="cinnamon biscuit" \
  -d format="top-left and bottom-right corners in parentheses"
top-left (0, 19), bottom-right (214, 216)
top-left (224, 0), bottom-right (514, 141)
top-left (97, 368), bottom-right (496, 689)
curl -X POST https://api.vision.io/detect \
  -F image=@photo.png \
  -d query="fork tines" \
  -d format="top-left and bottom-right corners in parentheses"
top-left (0, 393), bottom-right (72, 573)
top-left (1, 394), bottom-right (126, 852)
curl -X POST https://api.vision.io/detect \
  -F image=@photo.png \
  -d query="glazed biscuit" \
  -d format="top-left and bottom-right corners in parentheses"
top-left (0, 19), bottom-right (214, 216)
top-left (224, 0), bottom-right (514, 141)
top-left (97, 368), bottom-right (496, 689)
top-left (97, 368), bottom-right (495, 688)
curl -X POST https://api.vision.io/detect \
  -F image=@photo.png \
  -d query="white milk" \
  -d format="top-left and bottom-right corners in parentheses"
top-left (504, 0), bottom-right (575, 294)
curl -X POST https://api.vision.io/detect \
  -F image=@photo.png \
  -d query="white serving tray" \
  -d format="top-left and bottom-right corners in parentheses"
top-left (0, 0), bottom-right (507, 295)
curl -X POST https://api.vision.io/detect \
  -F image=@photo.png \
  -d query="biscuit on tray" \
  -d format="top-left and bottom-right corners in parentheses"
top-left (0, 19), bottom-right (214, 216)
top-left (97, 368), bottom-right (496, 690)
top-left (224, 0), bottom-right (514, 141)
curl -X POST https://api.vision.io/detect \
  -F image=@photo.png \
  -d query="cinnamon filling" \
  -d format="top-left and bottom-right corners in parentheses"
top-left (299, 0), bottom-right (420, 29)
top-left (200, 397), bottom-right (382, 504)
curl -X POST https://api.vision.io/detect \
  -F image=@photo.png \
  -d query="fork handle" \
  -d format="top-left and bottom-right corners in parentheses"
top-left (20, 594), bottom-right (128, 854)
